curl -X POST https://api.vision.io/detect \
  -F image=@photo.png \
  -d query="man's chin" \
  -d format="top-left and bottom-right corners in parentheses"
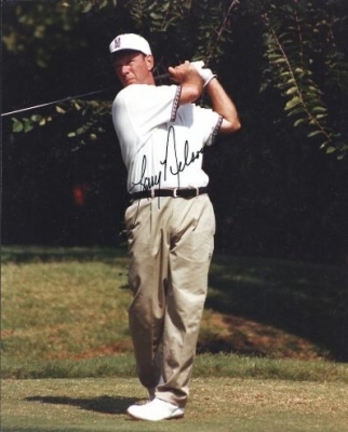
top-left (124, 78), bottom-right (137, 86)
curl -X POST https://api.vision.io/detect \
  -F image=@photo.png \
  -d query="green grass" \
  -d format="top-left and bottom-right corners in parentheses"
top-left (2, 377), bottom-right (348, 432)
top-left (1, 254), bottom-right (131, 363)
top-left (1, 245), bottom-right (347, 380)
top-left (1, 246), bottom-right (348, 431)
top-left (2, 353), bottom-right (348, 382)
top-left (2, 245), bottom-right (347, 369)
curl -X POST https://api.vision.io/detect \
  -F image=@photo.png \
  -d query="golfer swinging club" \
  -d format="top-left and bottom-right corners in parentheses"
top-left (110, 33), bottom-right (241, 421)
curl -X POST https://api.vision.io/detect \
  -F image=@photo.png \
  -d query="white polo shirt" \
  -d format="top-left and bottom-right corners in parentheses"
top-left (112, 84), bottom-right (222, 193)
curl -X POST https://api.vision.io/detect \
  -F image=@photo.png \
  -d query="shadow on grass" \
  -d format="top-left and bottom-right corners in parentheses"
top-left (202, 255), bottom-right (348, 361)
top-left (25, 395), bottom-right (141, 415)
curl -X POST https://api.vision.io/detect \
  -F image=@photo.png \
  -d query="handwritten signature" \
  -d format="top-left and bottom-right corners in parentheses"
top-left (130, 125), bottom-right (204, 193)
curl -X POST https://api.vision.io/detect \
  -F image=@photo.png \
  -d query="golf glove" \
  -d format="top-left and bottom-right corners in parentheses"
top-left (191, 61), bottom-right (217, 87)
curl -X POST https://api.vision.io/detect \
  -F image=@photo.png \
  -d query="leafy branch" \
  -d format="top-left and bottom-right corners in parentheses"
top-left (12, 99), bottom-right (112, 150)
top-left (266, 18), bottom-right (332, 140)
top-left (262, 1), bottom-right (347, 159)
top-left (204, 0), bottom-right (240, 66)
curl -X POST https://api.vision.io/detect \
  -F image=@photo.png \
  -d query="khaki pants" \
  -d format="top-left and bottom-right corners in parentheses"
top-left (124, 194), bottom-right (215, 408)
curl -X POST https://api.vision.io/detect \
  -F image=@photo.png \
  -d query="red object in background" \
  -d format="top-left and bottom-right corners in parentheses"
top-left (72, 183), bottom-right (90, 206)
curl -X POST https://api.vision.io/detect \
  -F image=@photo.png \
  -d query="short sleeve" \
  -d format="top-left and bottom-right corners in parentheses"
top-left (194, 105), bottom-right (223, 146)
top-left (113, 84), bottom-right (180, 139)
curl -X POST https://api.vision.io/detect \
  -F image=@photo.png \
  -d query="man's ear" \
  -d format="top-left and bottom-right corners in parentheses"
top-left (145, 55), bottom-right (154, 71)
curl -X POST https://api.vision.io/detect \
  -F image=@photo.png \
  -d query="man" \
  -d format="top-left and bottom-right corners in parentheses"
top-left (110, 33), bottom-right (240, 421)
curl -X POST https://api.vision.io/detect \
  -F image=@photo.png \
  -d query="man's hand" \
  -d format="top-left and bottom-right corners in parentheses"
top-left (168, 61), bottom-right (204, 105)
top-left (168, 61), bottom-right (202, 84)
top-left (191, 61), bottom-right (217, 87)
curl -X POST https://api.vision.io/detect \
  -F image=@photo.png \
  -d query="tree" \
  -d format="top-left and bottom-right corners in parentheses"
top-left (3, 0), bottom-right (347, 158)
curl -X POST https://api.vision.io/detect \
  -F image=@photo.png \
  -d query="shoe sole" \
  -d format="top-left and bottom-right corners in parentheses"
top-left (127, 409), bottom-right (185, 421)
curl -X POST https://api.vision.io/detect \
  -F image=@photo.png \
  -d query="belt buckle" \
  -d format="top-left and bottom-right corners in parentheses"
top-left (173, 188), bottom-right (178, 198)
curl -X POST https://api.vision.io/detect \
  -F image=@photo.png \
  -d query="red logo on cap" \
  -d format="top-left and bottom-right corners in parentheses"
top-left (114, 37), bottom-right (121, 49)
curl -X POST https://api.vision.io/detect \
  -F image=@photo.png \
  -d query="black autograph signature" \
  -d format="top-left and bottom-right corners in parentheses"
top-left (130, 125), bottom-right (204, 194)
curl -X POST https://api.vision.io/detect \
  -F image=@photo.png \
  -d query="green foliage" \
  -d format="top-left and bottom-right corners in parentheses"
top-left (110, 0), bottom-right (239, 66)
top-left (78, 0), bottom-right (117, 13)
top-left (4, 0), bottom-right (240, 151)
top-left (12, 114), bottom-right (51, 133)
top-left (11, 99), bottom-right (112, 146)
top-left (2, 1), bottom-right (83, 68)
top-left (3, 0), bottom-right (348, 158)
top-left (261, 0), bottom-right (348, 158)
top-left (56, 99), bottom-right (112, 143)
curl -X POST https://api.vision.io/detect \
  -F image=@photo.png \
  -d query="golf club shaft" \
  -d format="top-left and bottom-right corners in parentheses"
top-left (1, 73), bottom-right (172, 117)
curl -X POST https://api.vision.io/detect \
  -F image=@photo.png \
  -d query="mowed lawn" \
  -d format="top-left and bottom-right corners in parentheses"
top-left (2, 377), bottom-right (348, 432)
top-left (2, 245), bottom-right (347, 364)
top-left (1, 246), bottom-right (348, 431)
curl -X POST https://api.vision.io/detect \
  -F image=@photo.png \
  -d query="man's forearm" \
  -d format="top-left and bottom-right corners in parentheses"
top-left (168, 62), bottom-right (204, 105)
top-left (179, 74), bottom-right (203, 105)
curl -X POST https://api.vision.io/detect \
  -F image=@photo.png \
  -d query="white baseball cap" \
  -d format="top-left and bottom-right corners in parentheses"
top-left (109, 33), bottom-right (152, 56)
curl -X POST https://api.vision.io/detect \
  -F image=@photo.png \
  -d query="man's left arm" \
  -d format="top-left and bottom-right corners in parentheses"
top-left (205, 78), bottom-right (241, 134)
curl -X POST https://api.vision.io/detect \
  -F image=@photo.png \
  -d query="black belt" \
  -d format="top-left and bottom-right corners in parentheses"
top-left (130, 187), bottom-right (208, 200)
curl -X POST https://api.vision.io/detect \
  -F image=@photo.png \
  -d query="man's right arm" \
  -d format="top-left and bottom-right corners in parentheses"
top-left (168, 61), bottom-right (203, 105)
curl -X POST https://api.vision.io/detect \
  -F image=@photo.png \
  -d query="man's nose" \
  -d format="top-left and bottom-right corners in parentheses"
top-left (121, 65), bottom-right (130, 76)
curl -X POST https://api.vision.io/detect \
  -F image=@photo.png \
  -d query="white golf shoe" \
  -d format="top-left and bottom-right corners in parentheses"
top-left (127, 397), bottom-right (185, 421)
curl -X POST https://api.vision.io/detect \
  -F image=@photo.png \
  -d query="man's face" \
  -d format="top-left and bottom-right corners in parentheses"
top-left (113, 51), bottom-right (154, 87)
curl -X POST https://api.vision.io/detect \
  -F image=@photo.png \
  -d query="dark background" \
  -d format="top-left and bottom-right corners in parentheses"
top-left (2, 0), bottom-right (348, 265)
